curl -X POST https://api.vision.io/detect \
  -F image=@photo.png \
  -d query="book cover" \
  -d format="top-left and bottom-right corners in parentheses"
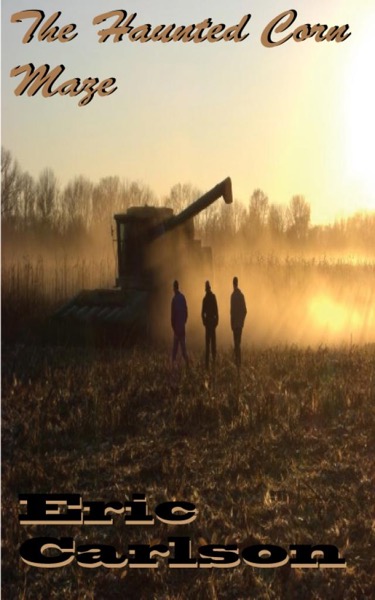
top-left (2, 1), bottom-right (374, 597)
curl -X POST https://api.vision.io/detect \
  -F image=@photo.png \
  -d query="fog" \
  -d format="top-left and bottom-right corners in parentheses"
top-left (145, 231), bottom-right (375, 347)
top-left (166, 266), bottom-right (374, 349)
top-left (2, 228), bottom-right (375, 347)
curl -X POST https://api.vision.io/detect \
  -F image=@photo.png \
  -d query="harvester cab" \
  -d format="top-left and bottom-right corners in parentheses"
top-left (53, 177), bottom-right (232, 343)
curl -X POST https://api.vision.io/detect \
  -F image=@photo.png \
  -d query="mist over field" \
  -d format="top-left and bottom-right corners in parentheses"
top-left (2, 245), bottom-right (375, 347)
top-left (187, 257), bottom-right (375, 347)
top-left (2, 145), bottom-right (375, 345)
top-left (2, 149), bottom-right (375, 599)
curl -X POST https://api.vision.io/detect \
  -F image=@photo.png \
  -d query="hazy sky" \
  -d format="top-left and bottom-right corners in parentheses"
top-left (2, 0), bottom-right (374, 223)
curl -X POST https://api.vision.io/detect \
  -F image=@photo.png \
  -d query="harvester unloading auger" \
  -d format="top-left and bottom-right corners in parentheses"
top-left (53, 177), bottom-right (233, 343)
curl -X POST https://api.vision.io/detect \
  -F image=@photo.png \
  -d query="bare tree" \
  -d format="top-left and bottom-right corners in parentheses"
top-left (1, 147), bottom-right (22, 218)
top-left (36, 168), bottom-right (60, 226)
top-left (232, 202), bottom-right (247, 234)
top-left (287, 195), bottom-right (311, 241)
top-left (268, 203), bottom-right (285, 237)
top-left (239, 188), bottom-right (270, 244)
top-left (165, 183), bottom-right (201, 214)
top-left (62, 175), bottom-right (93, 231)
top-left (92, 176), bottom-right (122, 224)
top-left (19, 172), bottom-right (36, 229)
top-left (249, 189), bottom-right (269, 228)
top-left (123, 180), bottom-right (156, 208)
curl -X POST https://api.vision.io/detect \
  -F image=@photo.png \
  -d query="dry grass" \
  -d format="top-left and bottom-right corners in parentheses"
top-left (2, 343), bottom-right (375, 599)
top-left (2, 253), bottom-right (375, 345)
top-left (2, 253), bottom-right (374, 597)
top-left (1, 256), bottom-right (114, 341)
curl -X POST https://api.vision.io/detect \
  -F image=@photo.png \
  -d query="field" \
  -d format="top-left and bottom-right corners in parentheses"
top-left (2, 255), bottom-right (375, 598)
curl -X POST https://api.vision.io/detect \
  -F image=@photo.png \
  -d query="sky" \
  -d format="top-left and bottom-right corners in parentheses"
top-left (2, 0), bottom-right (375, 224)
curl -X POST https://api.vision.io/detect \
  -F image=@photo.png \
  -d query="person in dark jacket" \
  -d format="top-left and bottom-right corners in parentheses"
top-left (230, 276), bottom-right (247, 367)
top-left (201, 280), bottom-right (219, 369)
top-left (171, 280), bottom-right (189, 364)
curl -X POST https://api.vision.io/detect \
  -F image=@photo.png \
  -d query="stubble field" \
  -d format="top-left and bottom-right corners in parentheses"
top-left (1, 255), bottom-right (375, 598)
top-left (2, 343), bottom-right (375, 598)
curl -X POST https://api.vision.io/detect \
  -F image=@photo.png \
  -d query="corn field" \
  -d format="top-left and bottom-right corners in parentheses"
top-left (2, 252), bottom-right (375, 598)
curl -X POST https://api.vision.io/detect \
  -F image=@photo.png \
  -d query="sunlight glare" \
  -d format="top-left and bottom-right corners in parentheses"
top-left (345, 13), bottom-right (375, 209)
top-left (308, 294), bottom-right (362, 337)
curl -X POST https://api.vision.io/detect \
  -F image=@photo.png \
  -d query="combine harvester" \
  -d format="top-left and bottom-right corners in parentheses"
top-left (53, 177), bottom-right (233, 343)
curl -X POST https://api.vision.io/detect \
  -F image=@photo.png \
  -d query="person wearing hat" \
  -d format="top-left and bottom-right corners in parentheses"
top-left (230, 276), bottom-right (247, 367)
top-left (171, 280), bottom-right (189, 365)
top-left (201, 280), bottom-right (219, 369)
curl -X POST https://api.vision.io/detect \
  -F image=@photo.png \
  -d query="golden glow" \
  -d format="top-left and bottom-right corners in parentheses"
top-left (345, 12), bottom-right (375, 209)
top-left (308, 294), bottom-right (362, 336)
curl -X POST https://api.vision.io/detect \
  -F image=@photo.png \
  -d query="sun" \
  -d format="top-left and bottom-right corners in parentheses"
top-left (308, 294), bottom-right (362, 341)
top-left (345, 13), bottom-right (375, 210)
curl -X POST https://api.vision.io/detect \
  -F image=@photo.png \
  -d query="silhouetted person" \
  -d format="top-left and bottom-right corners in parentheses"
top-left (201, 280), bottom-right (219, 369)
top-left (171, 280), bottom-right (189, 365)
top-left (230, 276), bottom-right (247, 367)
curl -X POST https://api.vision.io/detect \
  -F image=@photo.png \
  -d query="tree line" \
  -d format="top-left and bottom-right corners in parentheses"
top-left (2, 146), bottom-right (375, 255)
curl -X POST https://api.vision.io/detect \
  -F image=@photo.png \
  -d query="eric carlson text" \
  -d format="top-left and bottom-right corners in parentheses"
top-left (19, 494), bottom-right (347, 571)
